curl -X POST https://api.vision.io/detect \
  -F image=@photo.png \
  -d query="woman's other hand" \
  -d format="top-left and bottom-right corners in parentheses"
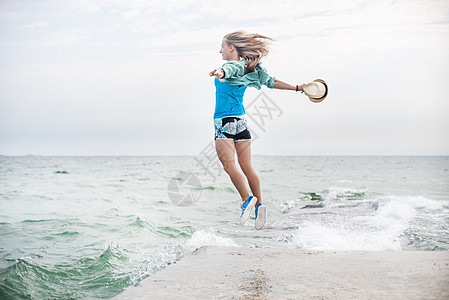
top-left (209, 68), bottom-right (224, 79)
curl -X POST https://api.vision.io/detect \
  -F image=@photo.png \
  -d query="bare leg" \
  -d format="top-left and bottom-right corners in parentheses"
top-left (235, 140), bottom-right (261, 206)
top-left (215, 139), bottom-right (250, 201)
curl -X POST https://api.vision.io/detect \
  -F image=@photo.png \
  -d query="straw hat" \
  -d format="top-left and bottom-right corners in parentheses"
top-left (303, 79), bottom-right (328, 103)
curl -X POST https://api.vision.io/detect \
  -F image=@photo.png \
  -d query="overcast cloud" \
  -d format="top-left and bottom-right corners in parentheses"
top-left (1, 0), bottom-right (448, 155)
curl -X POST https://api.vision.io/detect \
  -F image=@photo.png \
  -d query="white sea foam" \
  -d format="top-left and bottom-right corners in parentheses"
top-left (289, 195), bottom-right (445, 251)
top-left (185, 228), bottom-right (239, 250)
top-left (291, 222), bottom-right (401, 251)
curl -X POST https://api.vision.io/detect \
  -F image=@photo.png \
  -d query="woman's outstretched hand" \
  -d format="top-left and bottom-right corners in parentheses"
top-left (209, 68), bottom-right (224, 79)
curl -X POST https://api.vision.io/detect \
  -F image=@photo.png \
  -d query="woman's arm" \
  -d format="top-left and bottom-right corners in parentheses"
top-left (273, 79), bottom-right (305, 93)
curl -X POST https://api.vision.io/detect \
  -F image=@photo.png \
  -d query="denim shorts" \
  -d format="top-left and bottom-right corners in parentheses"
top-left (214, 116), bottom-right (251, 141)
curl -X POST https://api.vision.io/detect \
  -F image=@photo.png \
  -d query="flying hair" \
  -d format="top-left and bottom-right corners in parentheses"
top-left (223, 30), bottom-right (273, 73)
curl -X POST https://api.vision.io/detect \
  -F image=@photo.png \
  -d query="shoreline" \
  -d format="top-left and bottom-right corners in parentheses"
top-left (114, 246), bottom-right (449, 299)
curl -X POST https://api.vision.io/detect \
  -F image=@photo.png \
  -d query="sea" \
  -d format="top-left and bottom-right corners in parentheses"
top-left (1, 155), bottom-right (448, 299)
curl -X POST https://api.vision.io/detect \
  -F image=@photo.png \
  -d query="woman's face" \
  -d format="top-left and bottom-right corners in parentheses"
top-left (220, 40), bottom-right (233, 60)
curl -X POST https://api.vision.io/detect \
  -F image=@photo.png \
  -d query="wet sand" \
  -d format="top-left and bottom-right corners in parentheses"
top-left (114, 246), bottom-right (449, 299)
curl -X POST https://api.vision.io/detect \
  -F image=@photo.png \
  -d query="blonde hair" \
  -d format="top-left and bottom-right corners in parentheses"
top-left (223, 30), bottom-right (273, 73)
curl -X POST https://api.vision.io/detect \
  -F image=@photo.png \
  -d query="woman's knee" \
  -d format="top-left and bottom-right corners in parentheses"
top-left (222, 160), bottom-right (237, 174)
top-left (238, 161), bottom-right (254, 176)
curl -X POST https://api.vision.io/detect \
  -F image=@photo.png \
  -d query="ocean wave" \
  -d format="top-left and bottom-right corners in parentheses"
top-left (55, 231), bottom-right (79, 236)
top-left (0, 245), bottom-right (132, 299)
top-left (54, 170), bottom-right (69, 174)
top-left (129, 217), bottom-right (155, 230)
top-left (155, 225), bottom-right (191, 239)
top-left (20, 219), bottom-right (59, 223)
top-left (200, 186), bottom-right (237, 194)
top-left (185, 228), bottom-right (239, 250)
top-left (322, 187), bottom-right (367, 203)
top-left (126, 244), bottom-right (184, 287)
top-left (0, 257), bottom-right (59, 299)
top-left (286, 195), bottom-right (447, 251)
top-left (299, 187), bottom-right (366, 205)
top-left (78, 244), bottom-right (126, 273)
top-left (127, 216), bottom-right (192, 239)
top-left (301, 192), bottom-right (322, 201)
top-left (43, 231), bottom-right (80, 241)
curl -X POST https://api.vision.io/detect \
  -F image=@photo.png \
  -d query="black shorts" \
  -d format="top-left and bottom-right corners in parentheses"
top-left (214, 116), bottom-right (251, 141)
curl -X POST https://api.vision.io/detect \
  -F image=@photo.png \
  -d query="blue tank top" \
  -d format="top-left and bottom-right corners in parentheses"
top-left (213, 78), bottom-right (247, 119)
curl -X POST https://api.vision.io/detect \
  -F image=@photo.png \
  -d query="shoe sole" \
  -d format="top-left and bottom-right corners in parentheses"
top-left (255, 205), bottom-right (267, 230)
top-left (240, 196), bottom-right (257, 225)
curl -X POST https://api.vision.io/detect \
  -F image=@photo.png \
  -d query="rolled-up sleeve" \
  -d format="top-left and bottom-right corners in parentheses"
top-left (257, 64), bottom-right (275, 88)
top-left (222, 60), bottom-right (275, 90)
top-left (222, 61), bottom-right (246, 79)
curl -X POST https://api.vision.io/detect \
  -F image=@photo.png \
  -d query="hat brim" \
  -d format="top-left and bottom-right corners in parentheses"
top-left (308, 79), bottom-right (328, 103)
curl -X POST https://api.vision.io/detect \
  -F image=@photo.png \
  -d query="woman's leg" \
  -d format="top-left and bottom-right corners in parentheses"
top-left (215, 139), bottom-right (250, 201)
top-left (235, 140), bottom-right (261, 206)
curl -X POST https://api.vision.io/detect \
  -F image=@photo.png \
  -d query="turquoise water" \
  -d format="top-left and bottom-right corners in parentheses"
top-left (1, 156), bottom-right (448, 299)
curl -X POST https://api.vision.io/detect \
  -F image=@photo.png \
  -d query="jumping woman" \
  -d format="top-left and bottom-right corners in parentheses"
top-left (209, 30), bottom-right (306, 230)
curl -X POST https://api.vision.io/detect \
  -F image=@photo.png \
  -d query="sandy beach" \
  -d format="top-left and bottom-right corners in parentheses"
top-left (114, 246), bottom-right (449, 299)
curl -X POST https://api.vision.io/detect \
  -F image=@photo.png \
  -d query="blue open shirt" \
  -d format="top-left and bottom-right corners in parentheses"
top-left (213, 60), bottom-right (275, 119)
top-left (213, 78), bottom-right (247, 119)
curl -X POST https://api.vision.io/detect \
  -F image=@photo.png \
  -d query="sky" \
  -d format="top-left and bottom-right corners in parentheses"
top-left (0, 0), bottom-right (448, 156)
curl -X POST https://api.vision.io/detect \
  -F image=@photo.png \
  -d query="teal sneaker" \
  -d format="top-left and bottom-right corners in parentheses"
top-left (240, 196), bottom-right (257, 225)
top-left (255, 203), bottom-right (267, 230)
